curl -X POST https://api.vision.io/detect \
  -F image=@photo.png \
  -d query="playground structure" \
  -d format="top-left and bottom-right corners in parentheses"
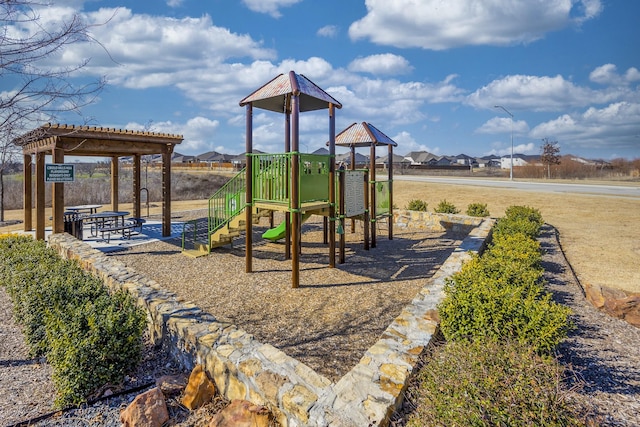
top-left (182, 71), bottom-right (396, 288)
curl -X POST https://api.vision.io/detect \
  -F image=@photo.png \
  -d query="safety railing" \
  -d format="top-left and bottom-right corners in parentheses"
top-left (374, 179), bottom-right (391, 216)
top-left (252, 154), bottom-right (289, 205)
top-left (208, 168), bottom-right (247, 234)
top-left (251, 153), bottom-right (331, 206)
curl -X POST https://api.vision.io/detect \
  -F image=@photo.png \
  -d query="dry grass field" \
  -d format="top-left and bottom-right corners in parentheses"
top-left (393, 179), bottom-right (640, 295)
top-left (1, 177), bottom-right (638, 294)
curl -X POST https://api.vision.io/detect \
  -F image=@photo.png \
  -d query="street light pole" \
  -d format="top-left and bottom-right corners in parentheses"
top-left (494, 105), bottom-right (514, 180)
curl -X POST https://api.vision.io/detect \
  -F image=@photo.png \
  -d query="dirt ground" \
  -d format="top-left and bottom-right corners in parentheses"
top-left (2, 177), bottom-right (638, 294)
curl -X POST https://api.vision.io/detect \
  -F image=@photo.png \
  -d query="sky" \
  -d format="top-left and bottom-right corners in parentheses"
top-left (6, 0), bottom-right (640, 160)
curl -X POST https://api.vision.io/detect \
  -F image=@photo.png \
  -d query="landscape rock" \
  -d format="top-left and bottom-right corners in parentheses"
top-left (156, 372), bottom-right (189, 396)
top-left (208, 399), bottom-right (271, 427)
top-left (603, 295), bottom-right (640, 328)
top-left (583, 282), bottom-right (606, 309)
top-left (182, 364), bottom-right (216, 410)
top-left (120, 387), bottom-right (169, 427)
top-left (584, 283), bottom-right (640, 328)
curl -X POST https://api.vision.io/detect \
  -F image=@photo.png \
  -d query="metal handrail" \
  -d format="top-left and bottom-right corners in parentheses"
top-left (208, 168), bottom-right (247, 235)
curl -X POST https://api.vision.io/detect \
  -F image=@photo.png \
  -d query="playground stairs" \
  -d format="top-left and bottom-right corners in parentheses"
top-left (182, 207), bottom-right (270, 258)
top-left (208, 207), bottom-right (270, 249)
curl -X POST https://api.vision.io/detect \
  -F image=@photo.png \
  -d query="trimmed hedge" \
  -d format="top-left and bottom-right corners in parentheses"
top-left (438, 205), bottom-right (572, 353)
top-left (0, 234), bottom-right (147, 407)
top-left (409, 205), bottom-right (581, 425)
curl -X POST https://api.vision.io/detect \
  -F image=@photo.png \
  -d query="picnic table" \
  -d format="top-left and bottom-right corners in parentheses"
top-left (88, 211), bottom-right (130, 240)
top-left (66, 204), bottom-right (102, 215)
top-left (86, 211), bottom-right (146, 242)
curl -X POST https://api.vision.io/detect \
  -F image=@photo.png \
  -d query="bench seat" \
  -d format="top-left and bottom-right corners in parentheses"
top-left (96, 218), bottom-right (146, 242)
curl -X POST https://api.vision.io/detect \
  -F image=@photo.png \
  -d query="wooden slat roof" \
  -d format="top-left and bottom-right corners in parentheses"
top-left (15, 123), bottom-right (183, 157)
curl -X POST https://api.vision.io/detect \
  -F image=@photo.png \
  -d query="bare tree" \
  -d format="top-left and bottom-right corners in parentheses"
top-left (0, 0), bottom-right (106, 221)
top-left (540, 138), bottom-right (561, 179)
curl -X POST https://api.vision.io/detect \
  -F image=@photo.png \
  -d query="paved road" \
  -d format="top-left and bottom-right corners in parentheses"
top-left (393, 175), bottom-right (640, 198)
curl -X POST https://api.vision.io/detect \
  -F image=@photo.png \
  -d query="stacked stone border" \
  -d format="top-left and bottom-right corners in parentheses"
top-left (48, 210), bottom-right (493, 426)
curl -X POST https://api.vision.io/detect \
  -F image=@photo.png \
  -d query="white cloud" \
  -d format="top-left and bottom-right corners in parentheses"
top-left (484, 142), bottom-right (537, 157)
top-left (125, 116), bottom-right (221, 153)
top-left (466, 74), bottom-right (620, 112)
top-left (475, 117), bottom-right (530, 135)
top-left (530, 102), bottom-right (640, 151)
top-left (349, 0), bottom-right (602, 50)
top-left (73, 8), bottom-right (275, 88)
top-left (317, 25), bottom-right (338, 38)
top-left (348, 54), bottom-right (413, 76)
top-left (166, 0), bottom-right (184, 7)
top-left (241, 0), bottom-right (302, 18)
top-left (393, 131), bottom-right (441, 155)
top-left (590, 64), bottom-right (640, 86)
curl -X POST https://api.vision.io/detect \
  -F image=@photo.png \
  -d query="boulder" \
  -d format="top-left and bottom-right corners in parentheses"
top-left (120, 387), bottom-right (169, 427)
top-left (584, 283), bottom-right (640, 328)
top-left (208, 399), bottom-right (271, 427)
top-left (182, 364), bottom-right (216, 410)
top-left (583, 282), bottom-right (606, 309)
top-left (603, 295), bottom-right (640, 328)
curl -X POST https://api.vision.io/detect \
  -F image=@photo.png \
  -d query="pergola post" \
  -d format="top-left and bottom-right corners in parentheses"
top-left (110, 156), bottom-right (119, 212)
top-left (162, 147), bottom-right (172, 237)
top-left (133, 154), bottom-right (141, 219)
top-left (35, 152), bottom-right (45, 240)
top-left (23, 154), bottom-right (32, 231)
top-left (52, 145), bottom-right (65, 234)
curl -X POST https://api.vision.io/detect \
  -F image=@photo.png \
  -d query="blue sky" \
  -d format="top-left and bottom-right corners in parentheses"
top-left (8, 0), bottom-right (640, 160)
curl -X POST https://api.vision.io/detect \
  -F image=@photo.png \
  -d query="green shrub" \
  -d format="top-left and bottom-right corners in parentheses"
top-left (47, 291), bottom-right (146, 407)
top-left (493, 205), bottom-right (544, 238)
top-left (466, 202), bottom-right (490, 217)
top-left (0, 234), bottom-right (147, 407)
top-left (439, 270), bottom-right (572, 353)
top-left (437, 207), bottom-right (573, 353)
top-left (493, 216), bottom-right (543, 239)
top-left (406, 199), bottom-right (428, 211)
top-left (505, 205), bottom-right (544, 226)
top-left (434, 199), bottom-right (460, 214)
top-left (409, 339), bottom-right (584, 427)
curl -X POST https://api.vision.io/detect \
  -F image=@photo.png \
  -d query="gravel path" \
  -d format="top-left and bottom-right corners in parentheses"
top-left (2, 219), bottom-right (639, 426)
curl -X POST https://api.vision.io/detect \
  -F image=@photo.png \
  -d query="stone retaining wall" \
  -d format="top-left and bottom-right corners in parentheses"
top-left (48, 213), bottom-right (493, 426)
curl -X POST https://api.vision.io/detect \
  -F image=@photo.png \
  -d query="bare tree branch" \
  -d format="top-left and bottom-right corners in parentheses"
top-left (0, 0), bottom-right (109, 220)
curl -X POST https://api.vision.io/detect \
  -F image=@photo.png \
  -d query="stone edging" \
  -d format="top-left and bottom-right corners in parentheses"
top-left (48, 213), bottom-right (493, 426)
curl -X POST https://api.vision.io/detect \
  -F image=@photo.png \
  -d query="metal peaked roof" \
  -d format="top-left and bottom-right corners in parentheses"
top-left (333, 122), bottom-right (398, 148)
top-left (239, 71), bottom-right (342, 113)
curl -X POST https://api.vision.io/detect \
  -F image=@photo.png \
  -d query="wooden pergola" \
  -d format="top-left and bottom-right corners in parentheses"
top-left (14, 123), bottom-right (183, 240)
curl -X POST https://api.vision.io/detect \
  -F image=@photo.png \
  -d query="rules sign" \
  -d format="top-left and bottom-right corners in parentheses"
top-left (45, 164), bottom-right (75, 183)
